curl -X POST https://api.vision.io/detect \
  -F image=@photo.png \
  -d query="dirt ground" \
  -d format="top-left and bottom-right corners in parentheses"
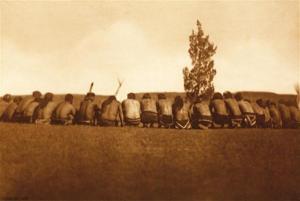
top-left (0, 123), bottom-right (299, 200)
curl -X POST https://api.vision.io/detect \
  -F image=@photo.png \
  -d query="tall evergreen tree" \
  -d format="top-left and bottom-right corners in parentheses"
top-left (183, 20), bottom-right (217, 99)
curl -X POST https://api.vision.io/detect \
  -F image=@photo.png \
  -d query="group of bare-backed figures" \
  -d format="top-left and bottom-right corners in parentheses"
top-left (0, 90), bottom-right (300, 129)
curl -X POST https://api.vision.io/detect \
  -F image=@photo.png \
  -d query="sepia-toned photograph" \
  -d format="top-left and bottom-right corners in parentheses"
top-left (0, 0), bottom-right (299, 200)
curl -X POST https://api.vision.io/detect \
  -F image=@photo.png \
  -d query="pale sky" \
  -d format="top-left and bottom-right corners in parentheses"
top-left (0, 0), bottom-right (299, 99)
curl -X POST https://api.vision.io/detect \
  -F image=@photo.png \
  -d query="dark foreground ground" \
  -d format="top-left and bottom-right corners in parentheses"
top-left (0, 123), bottom-right (299, 200)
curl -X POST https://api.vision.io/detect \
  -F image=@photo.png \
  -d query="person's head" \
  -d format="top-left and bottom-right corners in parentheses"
top-left (142, 93), bottom-right (151, 99)
top-left (2, 94), bottom-right (12, 102)
top-left (157, 93), bottom-right (166, 100)
top-left (107, 95), bottom-right (116, 103)
top-left (44, 92), bottom-right (54, 102)
top-left (223, 91), bottom-right (233, 99)
top-left (102, 95), bottom-right (116, 109)
top-left (200, 93), bottom-right (210, 102)
top-left (195, 96), bottom-right (202, 103)
top-left (256, 99), bottom-right (264, 107)
top-left (32, 91), bottom-right (42, 99)
top-left (265, 100), bottom-right (271, 107)
top-left (212, 92), bottom-right (223, 100)
top-left (269, 101), bottom-right (276, 107)
top-left (234, 92), bottom-right (243, 101)
top-left (173, 96), bottom-right (184, 110)
top-left (86, 92), bottom-right (96, 101)
top-left (127, 93), bottom-right (136, 100)
top-left (65, 94), bottom-right (74, 104)
top-left (13, 96), bottom-right (22, 105)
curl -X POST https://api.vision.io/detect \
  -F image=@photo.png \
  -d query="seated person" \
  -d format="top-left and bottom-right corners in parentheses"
top-left (78, 92), bottom-right (99, 125)
top-left (235, 93), bottom-right (256, 128)
top-left (172, 96), bottom-right (192, 129)
top-left (251, 99), bottom-right (266, 128)
top-left (53, 94), bottom-right (76, 125)
top-left (191, 94), bottom-right (212, 129)
top-left (257, 99), bottom-right (272, 128)
top-left (287, 100), bottom-right (300, 129)
top-left (122, 93), bottom-right (141, 126)
top-left (278, 99), bottom-right (292, 128)
top-left (210, 92), bottom-right (229, 128)
top-left (35, 92), bottom-right (57, 124)
top-left (14, 91), bottom-right (42, 122)
top-left (100, 96), bottom-right (124, 127)
top-left (268, 101), bottom-right (282, 128)
top-left (223, 91), bottom-right (243, 128)
top-left (1, 96), bottom-right (22, 122)
top-left (23, 93), bottom-right (43, 123)
top-left (140, 93), bottom-right (158, 128)
top-left (0, 94), bottom-right (12, 120)
top-left (156, 93), bottom-right (173, 128)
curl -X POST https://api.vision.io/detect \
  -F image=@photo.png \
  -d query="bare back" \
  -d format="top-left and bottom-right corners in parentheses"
top-left (225, 98), bottom-right (242, 116)
top-left (16, 97), bottom-right (35, 113)
top-left (101, 100), bottom-right (122, 121)
top-left (38, 101), bottom-right (58, 120)
top-left (0, 101), bottom-right (10, 117)
top-left (175, 102), bottom-right (191, 121)
top-left (24, 101), bottom-right (39, 117)
top-left (122, 99), bottom-right (141, 119)
top-left (278, 104), bottom-right (291, 121)
top-left (194, 102), bottom-right (211, 117)
top-left (238, 100), bottom-right (255, 114)
top-left (55, 102), bottom-right (76, 119)
top-left (211, 99), bottom-right (228, 115)
top-left (157, 99), bottom-right (172, 116)
top-left (79, 100), bottom-right (97, 121)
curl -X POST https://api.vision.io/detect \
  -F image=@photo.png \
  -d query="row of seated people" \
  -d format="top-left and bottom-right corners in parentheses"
top-left (0, 91), bottom-right (299, 129)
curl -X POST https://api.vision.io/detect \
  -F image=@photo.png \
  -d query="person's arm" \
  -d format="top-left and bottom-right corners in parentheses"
top-left (188, 104), bottom-right (193, 120)
top-left (118, 103), bottom-right (124, 126)
top-left (209, 102), bottom-right (215, 114)
top-left (156, 101), bottom-right (161, 115)
top-left (71, 106), bottom-right (76, 116)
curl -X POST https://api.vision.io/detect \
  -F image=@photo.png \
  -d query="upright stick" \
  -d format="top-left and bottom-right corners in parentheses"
top-left (114, 78), bottom-right (124, 96)
top-left (89, 82), bottom-right (94, 93)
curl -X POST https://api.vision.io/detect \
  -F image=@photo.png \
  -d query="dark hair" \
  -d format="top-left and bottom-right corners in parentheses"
top-left (44, 92), bottom-right (53, 102)
top-left (212, 92), bottom-right (223, 100)
top-left (269, 101), bottom-right (276, 106)
top-left (195, 96), bottom-right (202, 103)
top-left (158, 93), bottom-right (166, 100)
top-left (173, 96), bottom-right (184, 113)
top-left (39, 93), bottom-right (54, 108)
top-left (102, 95), bottom-right (116, 110)
top-left (235, 92), bottom-right (243, 101)
top-left (13, 96), bottom-right (22, 104)
top-left (265, 100), bottom-right (271, 107)
top-left (223, 91), bottom-right (233, 99)
top-left (65, 94), bottom-right (73, 103)
top-left (2, 94), bottom-right (12, 102)
top-left (256, 99), bottom-right (264, 107)
top-left (142, 93), bottom-right (151, 99)
top-left (32, 91), bottom-right (42, 98)
top-left (87, 92), bottom-right (96, 97)
top-left (127, 93), bottom-right (136, 99)
top-left (200, 93), bottom-right (210, 102)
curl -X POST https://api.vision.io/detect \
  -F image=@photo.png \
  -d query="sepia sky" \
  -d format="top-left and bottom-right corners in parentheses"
top-left (0, 0), bottom-right (299, 99)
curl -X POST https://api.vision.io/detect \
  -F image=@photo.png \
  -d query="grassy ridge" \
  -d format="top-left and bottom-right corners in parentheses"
top-left (0, 123), bottom-right (299, 200)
